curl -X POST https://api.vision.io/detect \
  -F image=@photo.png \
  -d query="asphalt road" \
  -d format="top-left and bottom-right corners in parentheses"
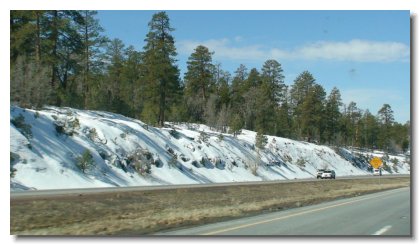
top-left (157, 187), bottom-right (411, 236)
top-left (10, 174), bottom-right (410, 199)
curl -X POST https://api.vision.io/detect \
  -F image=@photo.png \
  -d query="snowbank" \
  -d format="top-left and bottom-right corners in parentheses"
top-left (10, 106), bottom-right (410, 190)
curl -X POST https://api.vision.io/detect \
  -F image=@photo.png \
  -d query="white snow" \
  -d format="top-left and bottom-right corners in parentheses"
top-left (10, 106), bottom-right (410, 190)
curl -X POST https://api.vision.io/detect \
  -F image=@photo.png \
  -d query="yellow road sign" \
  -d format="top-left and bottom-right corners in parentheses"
top-left (370, 157), bottom-right (383, 169)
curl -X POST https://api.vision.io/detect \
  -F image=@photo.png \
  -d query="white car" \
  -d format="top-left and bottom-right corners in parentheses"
top-left (321, 170), bottom-right (335, 179)
top-left (316, 169), bottom-right (326, 179)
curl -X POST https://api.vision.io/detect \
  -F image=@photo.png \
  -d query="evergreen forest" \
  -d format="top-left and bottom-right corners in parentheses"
top-left (10, 10), bottom-right (410, 153)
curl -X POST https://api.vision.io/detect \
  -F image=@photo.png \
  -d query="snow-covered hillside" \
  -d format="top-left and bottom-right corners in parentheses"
top-left (10, 106), bottom-right (410, 190)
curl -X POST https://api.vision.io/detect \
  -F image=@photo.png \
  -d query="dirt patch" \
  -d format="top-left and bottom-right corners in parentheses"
top-left (10, 177), bottom-right (410, 235)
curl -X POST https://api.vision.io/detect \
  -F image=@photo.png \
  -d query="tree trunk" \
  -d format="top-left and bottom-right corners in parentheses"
top-left (51, 10), bottom-right (58, 89)
top-left (84, 11), bottom-right (90, 107)
top-left (35, 11), bottom-right (41, 63)
top-left (159, 79), bottom-right (166, 127)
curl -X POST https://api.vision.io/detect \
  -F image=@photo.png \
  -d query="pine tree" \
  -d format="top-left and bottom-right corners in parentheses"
top-left (78, 10), bottom-right (108, 108)
top-left (290, 71), bottom-right (316, 139)
top-left (10, 55), bottom-right (52, 108)
top-left (252, 60), bottom-right (286, 135)
top-left (324, 87), bottom-right (342, 144)
top-left (184, 45), bottom-right (215, 100)
top-left (261, 59), bottom-right (286, 104)
top-left (377, 104), bottom-right (395, 151)
top-left (275, 97), bottom-right (293, 138)
top-left (360, 110), bottom-right (379, 149)
top-left (245, 68), bottom-right (261, 89)
top-left (42, 11), bottom-right (85, 105)
top-left (121, 46), bottom-right (143, 118)
top-left (10, 10), bottom-right (82, 108)
top-left (255, 130), bottom-right (268, 150)
top-left (238, 68), bottom-right (261, 131)
top-left (229, 113), bottom-right (243, 137)
top-left (184, 45), bottom-right (215, 122)
top-left (103, 38), bottom-right (126, 112)
top-left (300, 84), bottom-right (326, 142)
top-left (340, 102), bottom-right (362, 146)
top-left (143, 11), bottom-right (180, 126)
top-left (216, 68), bottom-right (231, 108)
top-left (10, 11), bottom-right (42, 62)
top-left (230, 64), bottom-right (248, 116)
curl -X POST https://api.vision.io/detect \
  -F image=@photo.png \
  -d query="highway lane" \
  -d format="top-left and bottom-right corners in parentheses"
top-left (157, 187), bottom-right (411, 236)
top-left (10, 174), bottom-right (409, 199)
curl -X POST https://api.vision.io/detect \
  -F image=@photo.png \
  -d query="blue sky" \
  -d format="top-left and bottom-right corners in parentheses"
top-left (97, 10), bottom-right (410, 123)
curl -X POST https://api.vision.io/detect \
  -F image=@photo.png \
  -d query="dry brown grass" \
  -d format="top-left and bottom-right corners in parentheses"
top-left (11, 177), bottom-right (410, 235)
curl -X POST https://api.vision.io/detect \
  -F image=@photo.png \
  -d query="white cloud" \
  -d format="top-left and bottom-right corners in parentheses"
top-left (341, 89), bottom-right (400, 106)
top-left (177, 38), bottom-right (409, 63)
top-left (177, 38), bottom-right (266, 61)
top-left (341, 88), bottom-right (409, 122)
top-left (295, 39), bottom-right (410, 62)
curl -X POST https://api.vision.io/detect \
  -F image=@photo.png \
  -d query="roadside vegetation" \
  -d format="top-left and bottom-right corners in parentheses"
top-left (11, 177), bottom-right (409, 235)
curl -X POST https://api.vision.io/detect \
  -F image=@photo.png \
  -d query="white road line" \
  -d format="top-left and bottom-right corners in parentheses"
top-left (372, 225), bottom-right (392, 235)
top-left (201, 188), bottom-right (405, 235)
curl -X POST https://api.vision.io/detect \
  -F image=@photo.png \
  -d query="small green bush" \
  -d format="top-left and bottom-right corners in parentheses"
top-left (54, 117), bottom-right (80, 136)
top-left (55, 123), bottom-right (66, 135)
top-left (10, 166), bottom-right (17, 178)
top-left (217, 134), bottom-right (224, 142)
top-left (170, 129), bottom-right (180, 139)
top-left (76, 150), bottom-right (95, 173)
top-left (382, 162), bottom-right (392, 173)
top-left (168, 154), bottom-right (178, 168)
top-left (11, 114), bottom-right (32, 139)
top-left (88, 128), bottom-right (98, 141)
top-left (10, 152), bottom-right (18, 178)
top-left (296, 157), bottom-right (306, 168)
top-left (199, 131), bottom-right (209, 143)
top-left (255, 131), bottom-right (268, 150)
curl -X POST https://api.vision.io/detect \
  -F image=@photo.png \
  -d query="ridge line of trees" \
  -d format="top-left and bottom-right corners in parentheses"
top-left (10, 10), bottom-right (410, 153)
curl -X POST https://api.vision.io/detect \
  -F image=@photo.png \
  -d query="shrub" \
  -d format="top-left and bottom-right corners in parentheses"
top-left (180, 154), bottom-right (190, 162)
top-left (10, 152), bottom-right (19, 178)
top-left (199, 131), bottom-right (209, 143)
top-left (392, 164), bottom-right (399, 173)
top-left (10, 166), bottom-right (17, 178)
top-left (217, 134), bottom-right (224, 142)
top-left (88, 128), bottom-right (98, 141)
top-left (128, 149), bottom-right (153, 175)
top-left (247, 162), bottom-right (259, 176)
top-left (167, 147), bottom-right (175, 155)
top-left (170, 129), bottom-right (180, 139)
top-left (168, 154), bottom-right (178, 169)
top-left (98, 150), bottom-right (108, 160)
top-left (54, 116), bottom-right (80, 137)
top-left (11, 114), bottom-right (32, 139)
top-left (76, 150), bottom-right (95, 173)
top-left (153, 159), bottom-right (163, 168)
top-left (382, 162), bottom-right (392, 173)
top-left (55, 123), bottom-right (66, 135)
top-left (296, 157), bottom-right (306, 168)
top-left (191, 160), bottom-right (200, 168)
top-left (10, 152), bottom-right (19, 163)
top-left (68, 117), bottom-right (80, 130)
top-left (391, 158), bottom-right (399, 165)
top-left (255, 131), bottom-right (268, 150)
